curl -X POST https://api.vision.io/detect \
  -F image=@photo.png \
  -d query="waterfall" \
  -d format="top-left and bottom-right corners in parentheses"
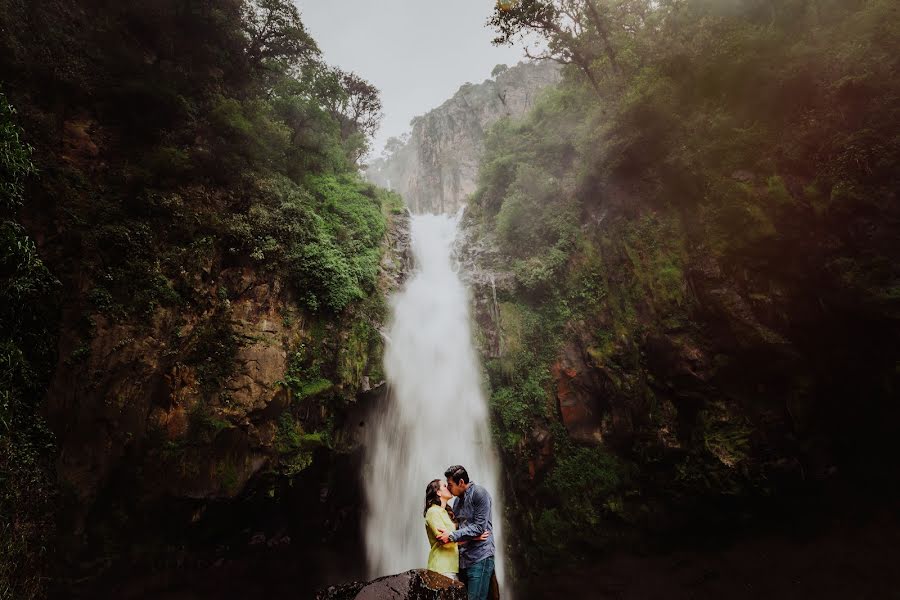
top-left (364, 212), bottom-right (505, 586)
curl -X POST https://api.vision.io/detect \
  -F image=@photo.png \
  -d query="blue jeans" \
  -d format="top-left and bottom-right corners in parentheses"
top-left (460, 555), bottom-right (494, 600)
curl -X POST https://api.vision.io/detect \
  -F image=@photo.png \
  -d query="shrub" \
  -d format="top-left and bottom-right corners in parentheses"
top-left (228, 174), bottom-right (385, 312)
top-left (207, 96), bottom-right (291, 175)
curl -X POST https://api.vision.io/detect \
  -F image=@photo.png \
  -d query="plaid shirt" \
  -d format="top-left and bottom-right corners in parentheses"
top-left (448, 482), bottom-right (495, 568)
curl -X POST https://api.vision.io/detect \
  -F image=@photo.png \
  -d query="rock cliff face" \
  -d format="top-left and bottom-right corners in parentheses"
top-left (366, 62), bottom-right (560, 214)
top-left (48, 208), bottom-right (410, 522)
top-left (49, 205), bottom-right (411, 595)
top-left (8, 112), bottom-right (412, 597)
top-left (460, 175), bottom-right (900, 572)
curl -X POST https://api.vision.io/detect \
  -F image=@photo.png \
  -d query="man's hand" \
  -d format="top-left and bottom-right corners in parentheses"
top-left (436, 528), bottom-right (452, 545)
top-left (460, 531), bottom-right (491, 545)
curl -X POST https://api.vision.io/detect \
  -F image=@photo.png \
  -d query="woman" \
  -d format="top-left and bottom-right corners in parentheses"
top-left (423, 478), bottom-right (490, 581)
top-left (424, 478), bottom-right (460, 579)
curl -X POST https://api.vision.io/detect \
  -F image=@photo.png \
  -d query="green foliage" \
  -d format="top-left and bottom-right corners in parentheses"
top-left (381, 189), bottom-right (406, 215)
top-left (672, 402), bottom-right (757, 497)
top-left (0, 92), bottom-right (58, 600)
top-left (83, 214), bottom-right (183, 319)
top-left (477, 0), bottom-right (899, 346)
top-left (242, 0), bottom-right (319, 73)
top-left (701, 177), bottom-right (777, 257)
top-left (486, 301), bottom-right (570, 456)
top-left (544, 445), bottom-right (628, 507)
top-left (496, 165), bottom-right (576, 254)
top-left (476, 86), bottom-right (589, 216)
top-left (337, 316), bottom-right (380, 388)
top-left (279, 342), bottom-right (333, 401)
top-left (227, 174), bottom-right (385, 312)
top-left (274, 412), bottom-right (325, 476)
top-left (477, 0), bottom-right (900, 571)
top-left (0, 96), bottom-right (33, 213)
top-left (474, 86), bottom-right (601, 298)
top-left (490, 364), bottom-right (552, 454)
top-left (270, 79), bottom-right (349, 176)
top-left (620, 214), bottom-right (687, 310)
top-left (0, 0), bottom-right (391, 324)
top-left (185, 318), bottom-right (241, 399)
top-left (512, 247), bottom-right (571, 293)
top-left (187, 404), bottom-right (234, 445)
top-left (529, 444), bottom-right (631, 564)
top-left (207, 96), bottom-right (291, 174)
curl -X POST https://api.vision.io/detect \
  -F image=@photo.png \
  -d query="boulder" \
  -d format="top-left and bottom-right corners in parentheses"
top-left (317, 570), bottom-right (466, 600)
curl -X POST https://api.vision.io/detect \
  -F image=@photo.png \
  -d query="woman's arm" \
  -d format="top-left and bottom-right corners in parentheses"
top-left (425, 508), bottom-right (445, 538)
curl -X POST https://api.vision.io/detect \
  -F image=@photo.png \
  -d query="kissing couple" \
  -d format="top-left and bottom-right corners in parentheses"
top-left (423, 465), bottom-right (498, 600)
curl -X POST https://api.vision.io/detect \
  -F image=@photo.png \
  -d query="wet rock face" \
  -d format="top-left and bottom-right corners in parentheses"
top-left (552, 339), bottom-right (609, 445)
top-left (317, 570), bottom-right (466, 600)
top-left (455, 222), bottom-right (516, 361)
top-left (44, 210), bottom-right (411, 540)
top-left (367, 62), bottom-right (561, 215)
top-left (47, 268), bottom-right (290, 510)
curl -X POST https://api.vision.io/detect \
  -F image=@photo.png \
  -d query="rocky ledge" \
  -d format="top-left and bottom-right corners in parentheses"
top-left (316, 570), bottom-right (466, 600)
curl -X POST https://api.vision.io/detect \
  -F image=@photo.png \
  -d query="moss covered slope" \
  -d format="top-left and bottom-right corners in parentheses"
top-left (466, 0), bottom-right (899, 571)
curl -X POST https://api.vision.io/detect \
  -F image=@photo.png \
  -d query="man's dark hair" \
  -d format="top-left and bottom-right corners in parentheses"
top-left (444, 465), bottom-right (470, 484)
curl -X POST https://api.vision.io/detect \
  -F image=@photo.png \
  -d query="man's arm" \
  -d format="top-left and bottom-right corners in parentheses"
top-left (448, 487), bottom-right (489, 542)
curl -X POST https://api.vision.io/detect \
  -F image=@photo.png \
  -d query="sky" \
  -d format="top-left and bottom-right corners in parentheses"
top-left (294, 0), bottom-right (530, 156)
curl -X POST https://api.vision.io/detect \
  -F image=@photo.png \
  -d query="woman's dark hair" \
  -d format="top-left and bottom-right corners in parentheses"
top-left (423, 479), bottom-right (456, 522)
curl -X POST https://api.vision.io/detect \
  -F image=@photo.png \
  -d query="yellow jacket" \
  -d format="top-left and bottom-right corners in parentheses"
top-left (424, 504), bottom-right (458, 574)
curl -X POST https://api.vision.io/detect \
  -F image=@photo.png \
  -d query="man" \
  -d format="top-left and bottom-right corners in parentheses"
top-left (436, 465), bottom-right (495, 600)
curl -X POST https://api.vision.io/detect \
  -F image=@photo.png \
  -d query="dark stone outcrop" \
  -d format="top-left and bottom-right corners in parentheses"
top-left (317, 570), bottom-right (466, 600)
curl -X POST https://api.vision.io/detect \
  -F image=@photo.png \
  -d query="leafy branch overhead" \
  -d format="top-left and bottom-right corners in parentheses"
top-left (490, 0), bottom-right (671, 93)
top-left (242, 0), bottom-right (320, 72)
top-left (241, 0), bottom-right (383, 163)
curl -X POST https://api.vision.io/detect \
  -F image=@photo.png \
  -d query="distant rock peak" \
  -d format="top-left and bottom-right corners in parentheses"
top-left (366, 61), bottom-right (561, 215)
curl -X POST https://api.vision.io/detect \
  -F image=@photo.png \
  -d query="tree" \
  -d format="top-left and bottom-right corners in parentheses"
top-left (243, 0), bottom-right (320, 75)
top-left (383, 135), bottom-right (406, 157)
top-left (315, 68), bottom-right (383, 165)
top-left (336, 70), bottom-right (383, 140)
top-left (489, 0), bottom-right (665, 94)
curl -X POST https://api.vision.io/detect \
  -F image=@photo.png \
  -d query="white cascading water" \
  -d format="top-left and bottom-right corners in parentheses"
top-left (364, 212), bottom-right (505, 586)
